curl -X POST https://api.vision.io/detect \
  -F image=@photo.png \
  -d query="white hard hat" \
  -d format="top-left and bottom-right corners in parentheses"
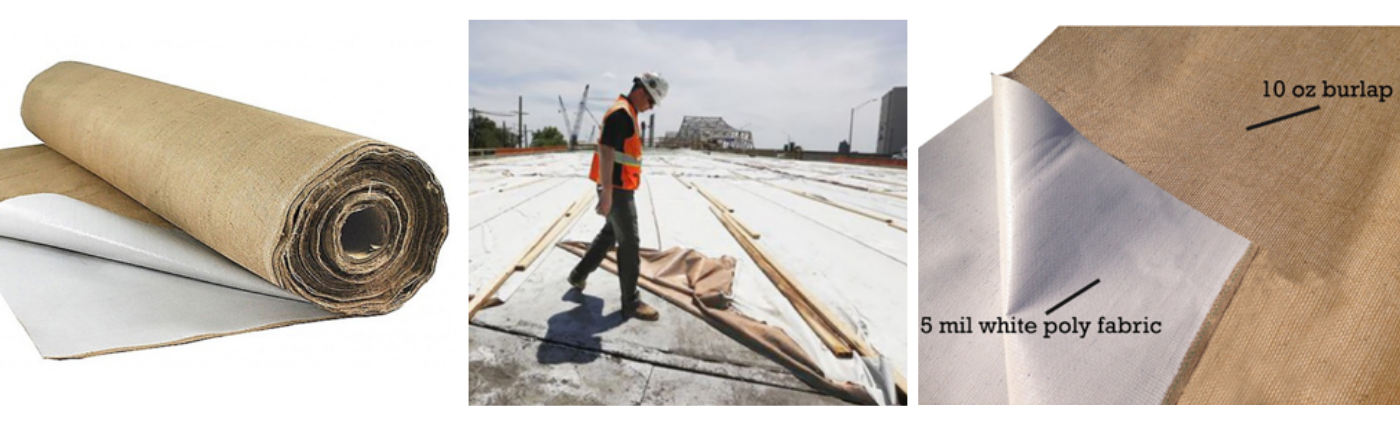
top-left (635, 72), bottom-right (668, 106)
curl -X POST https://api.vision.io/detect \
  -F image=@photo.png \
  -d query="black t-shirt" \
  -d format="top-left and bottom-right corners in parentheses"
top-left (599, 98), bottom-right (636, 187)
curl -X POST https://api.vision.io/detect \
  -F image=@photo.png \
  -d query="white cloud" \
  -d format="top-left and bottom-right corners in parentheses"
top-left (469, 21), bottom-right (906, 152)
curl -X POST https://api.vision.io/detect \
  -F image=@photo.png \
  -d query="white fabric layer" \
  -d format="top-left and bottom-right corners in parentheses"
top-left (919, 98), bottom-right (1008, 404)
top-left (920, 76), bottom-right (1250, 404)
top-left (0, 194), bottom-right (336, 359)
top-left (703, 179), bottom-right (908, 374)
top-left (471, 151), bottom-right (903, 404)
top-left (647, 175), bottom-right (895, 405)
top-left (0, 194), bottom-right (297, 300)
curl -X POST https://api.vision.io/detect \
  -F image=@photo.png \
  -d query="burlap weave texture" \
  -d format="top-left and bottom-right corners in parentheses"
top-left (1009, 27), bottom-right (1400, 404)
top-left (16, 62), bottom-right (449, 316)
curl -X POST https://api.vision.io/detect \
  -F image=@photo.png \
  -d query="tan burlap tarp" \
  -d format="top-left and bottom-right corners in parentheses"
top-left (557, 241), bottom-right (879, 405)
top-left (7, 61), bottom-right (448, 316)
top-left (1007, 27), bottom-right (1400, 404)
top-left (0, 144), bottom-right (171, 228)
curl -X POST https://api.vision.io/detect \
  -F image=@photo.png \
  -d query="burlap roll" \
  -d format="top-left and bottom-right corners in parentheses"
top-left (19, 62), bottom-right (448, 315)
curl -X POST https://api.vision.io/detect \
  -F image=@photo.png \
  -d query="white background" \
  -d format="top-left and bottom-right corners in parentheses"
top-left (0, 1), bottom-right (471, 423)
top-left (0, 0), bottom-right (1380, 422)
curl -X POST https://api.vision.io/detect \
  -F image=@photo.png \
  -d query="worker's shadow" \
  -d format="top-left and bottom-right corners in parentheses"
top-left (537, 287), bottom-right (626, 365)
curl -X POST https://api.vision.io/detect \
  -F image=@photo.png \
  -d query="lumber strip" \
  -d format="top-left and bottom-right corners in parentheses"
top-left (695, 184), bottom-right (734, 213)
top-left (693, 182), bottom-right (758, 238)
top-left (707, 205), bottom-right (853, 358)
top-left (756, 180), bottom-right (905, 232)
top-left (497, 177), bottom-right (545, 193)
top-left (852, 174), bottom-right (906, 187)
top-left (468, 188), bottom-right (593, 320)
top-left (674, 174), bottom-right (694, 190)
top-left (515, 190), bottom-right (593, 270)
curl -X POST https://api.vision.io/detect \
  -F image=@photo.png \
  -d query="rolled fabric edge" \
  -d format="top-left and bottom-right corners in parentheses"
top-left (18, 61), bottom-right (450, 317)
top-left (276, 141), bottom-right (449, 315)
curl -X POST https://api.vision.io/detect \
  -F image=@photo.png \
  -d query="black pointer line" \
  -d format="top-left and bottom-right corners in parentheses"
top-left (1045, 279), bottom-right (1101, 316)
top-left (1246, 105), bottom-right (1321, 131)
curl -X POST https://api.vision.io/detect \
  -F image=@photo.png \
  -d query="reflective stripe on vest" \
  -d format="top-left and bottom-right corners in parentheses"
top-left (588, 95), bottom-right (644, 190)
top-left (614, 151), bottom-right (643, 166)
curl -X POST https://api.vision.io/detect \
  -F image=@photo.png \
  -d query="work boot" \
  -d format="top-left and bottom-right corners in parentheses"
top-left (626, 301), bottom-right (660, 321)
top-left (567, 274), bottom-right (587, 291)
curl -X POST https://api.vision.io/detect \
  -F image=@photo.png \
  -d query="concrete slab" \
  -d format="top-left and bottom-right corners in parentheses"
top-left (469, 150), bottom-right (906, 404)
top-left (470, 326), bottom-right (848, 405)
top-left (470, 325), bottom-right (649, 405)
top-left (470, 234), bottom-right (808, 389)
top-left (638, 367), bottom-right (847, 406)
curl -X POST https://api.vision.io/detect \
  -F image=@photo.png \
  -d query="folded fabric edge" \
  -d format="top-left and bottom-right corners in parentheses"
top-left (992, 73), bottom-right (1254, 403)
top-left (44, 316), bottom-right (341, 360)
top-left (1161, 243), bottom-right (1260, 404)
top-left (995, 72), bottom-right (1261, 404)
top-left (555, 240), bottom-right (886, 405)
top-left (0, 193), bottom-right (303, 302)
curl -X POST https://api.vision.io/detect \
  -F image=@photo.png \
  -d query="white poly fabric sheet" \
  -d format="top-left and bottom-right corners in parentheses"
top-left (702, 179), bottom-right (908, 373)
top-left (920, 76), bottom-right (1250, 404)
top-left (470, 152), bottom-right (902, 404)
top-left (0, 194), bottom-right (336, 359)
top-left (647, 175), bottom-right (895, 405)
top-left (920, 97), bottom-right (1007, 404)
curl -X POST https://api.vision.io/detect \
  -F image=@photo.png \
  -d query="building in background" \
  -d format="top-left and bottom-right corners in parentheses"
top-left (876, 86), bottom-right (907, 156)
top-left (655, 131), bottom-right (679, 148)
top-left (668, 116), bottom-right (754, 150)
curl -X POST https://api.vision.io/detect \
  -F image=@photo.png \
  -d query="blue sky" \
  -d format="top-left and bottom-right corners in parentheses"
top-left (469, 20), bottom-right (906, 152)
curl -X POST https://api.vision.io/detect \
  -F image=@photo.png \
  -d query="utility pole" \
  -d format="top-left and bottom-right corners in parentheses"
top-left (517, 96), bottom-right (524, 148)
top-left (648, 114), bottom-right (655, 148)
top-left (848, 97), bottom-right (879, 153)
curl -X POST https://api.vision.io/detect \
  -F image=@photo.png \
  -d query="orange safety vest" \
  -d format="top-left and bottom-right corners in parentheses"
top-left (589, 95), bottom-right (644, 190)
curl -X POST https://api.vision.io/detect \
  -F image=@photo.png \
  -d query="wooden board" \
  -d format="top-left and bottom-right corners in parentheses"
top-left (468, 189), bottom-right (593, 320)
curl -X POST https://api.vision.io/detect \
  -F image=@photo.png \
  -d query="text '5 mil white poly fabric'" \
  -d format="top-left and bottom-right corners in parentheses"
top-left (919, 76), bottom-right (1250, 404)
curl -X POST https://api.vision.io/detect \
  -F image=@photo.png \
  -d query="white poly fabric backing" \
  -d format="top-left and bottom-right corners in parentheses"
top-left (0, 194), bottom-right (336, 359)
top-left (920, 98), bottom-right (1008, 404)
top-left (920, 76), bottom-right (1250, 404)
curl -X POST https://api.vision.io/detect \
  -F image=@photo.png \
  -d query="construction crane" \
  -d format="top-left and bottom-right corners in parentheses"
top-left (556, 85), bottom-right (591, 150)
top-left (584, 107), bottom-right (601, 128)
top-left (579, 92), bottom-right (603, 144)
top-left (556, 96), bottom-right (573, 141)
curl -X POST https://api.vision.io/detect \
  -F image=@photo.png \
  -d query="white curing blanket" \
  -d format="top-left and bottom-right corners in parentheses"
top-left (920, 76), bottom-right (1249, 404)
top-left (0, 194), bottom-right (336, 359)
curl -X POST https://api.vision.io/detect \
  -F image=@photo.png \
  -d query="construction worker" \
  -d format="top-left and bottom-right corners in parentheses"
top-left (568, 72), bottom-right (669, 321)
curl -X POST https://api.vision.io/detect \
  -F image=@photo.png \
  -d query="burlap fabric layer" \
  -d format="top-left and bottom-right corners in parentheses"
top-left (557, 242), bottom-right (893, 405)
top-left (922, 27), bottom-right (1400, 404)
top-left (0, 62), bottom-right (448, 358)
top-left (999, 27), bottom-right (1400, 404)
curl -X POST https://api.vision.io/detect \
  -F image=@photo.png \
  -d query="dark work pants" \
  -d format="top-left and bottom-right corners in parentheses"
top-left (570, 187), bottom-right (640, 309)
